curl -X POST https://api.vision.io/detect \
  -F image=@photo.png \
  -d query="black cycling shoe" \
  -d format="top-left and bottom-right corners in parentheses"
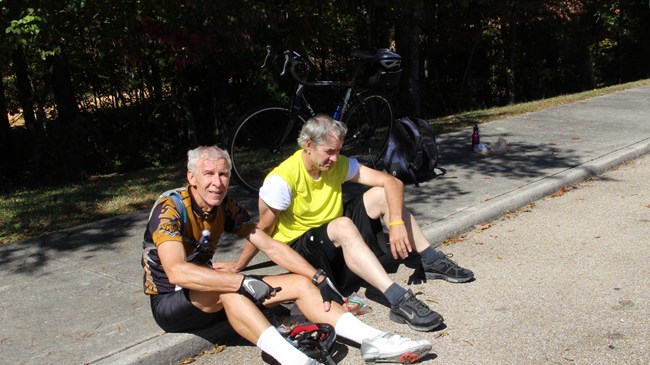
top-left (389, 289), bottom-right (443, 332)
top-left (424, 254), bottom-right (474, 283)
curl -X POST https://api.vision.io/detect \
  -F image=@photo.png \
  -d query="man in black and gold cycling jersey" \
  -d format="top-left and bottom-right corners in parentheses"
top-left (141, 145), bottom-right (431, 365)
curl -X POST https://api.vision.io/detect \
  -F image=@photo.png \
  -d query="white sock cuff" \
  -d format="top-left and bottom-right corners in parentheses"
top-left (256, 325), bottom-right (310, 365)
top-left (335, 312), bottom-right (383, 344)
top-left (256, 325), bottom-right (276, 348)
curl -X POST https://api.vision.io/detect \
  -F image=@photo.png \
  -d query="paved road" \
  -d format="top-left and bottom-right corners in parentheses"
top-left (189, 152), bottom-right (650, 365)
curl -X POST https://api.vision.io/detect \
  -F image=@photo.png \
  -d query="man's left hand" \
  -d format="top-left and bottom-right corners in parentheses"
top-left (317, 276), bottom-right (344, 311)
top-left (389, 224), bottom-right (412, 259)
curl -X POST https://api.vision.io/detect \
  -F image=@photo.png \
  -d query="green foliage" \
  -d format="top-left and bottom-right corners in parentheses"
top-left (1, 0), bottom-right (650, 187)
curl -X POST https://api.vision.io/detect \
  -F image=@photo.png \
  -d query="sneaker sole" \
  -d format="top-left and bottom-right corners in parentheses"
top-left (389, 311), bottom-right (443, 332)
top-left (425, 272), bottom-right (474, 283)
top-left (363, 344), bottom-right (432, 364)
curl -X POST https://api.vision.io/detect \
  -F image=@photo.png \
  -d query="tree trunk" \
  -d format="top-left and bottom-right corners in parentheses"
top-left (49, 54), bottom-right (78, 124)
top-left (395, 1), bottom-right (422, 117)
top-left (12, 46), bottom-right (45, 176)
top-left (366, 2), bottom-right (390, 48)
top-left (150, 61), bottom-right (163, 102)
top-left (504, 23), bottom-right (516, 105)
top-left (0, 68), bottom-right (15, 181)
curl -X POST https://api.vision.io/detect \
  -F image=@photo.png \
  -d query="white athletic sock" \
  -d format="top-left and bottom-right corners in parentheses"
top-left (256, 326), bottom-right (311, 365)
top-left (334, 312), bottom-right (384, 344)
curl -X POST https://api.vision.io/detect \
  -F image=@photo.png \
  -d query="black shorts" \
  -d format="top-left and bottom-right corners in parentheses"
top-left (288, 194), bottom-right (389, 289)
top-left (150, 289), bottom-right (227, 333)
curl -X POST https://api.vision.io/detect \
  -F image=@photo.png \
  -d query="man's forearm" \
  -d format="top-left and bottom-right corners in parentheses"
top-left (262, 238), bottom-right (318, 279)
top-left (235, 240), bottom-right (260, 270)
top-left (247, 227), bottom-right (318, 279)
top-left (385, 176), bottom-right (405, 221)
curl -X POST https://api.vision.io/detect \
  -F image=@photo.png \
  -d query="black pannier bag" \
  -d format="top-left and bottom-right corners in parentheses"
top-left (384, 117), bottom-right (446, 186)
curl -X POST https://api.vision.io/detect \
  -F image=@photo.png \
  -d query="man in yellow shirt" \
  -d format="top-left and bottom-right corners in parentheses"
top-left (220, 115), bottom-right (473, 332)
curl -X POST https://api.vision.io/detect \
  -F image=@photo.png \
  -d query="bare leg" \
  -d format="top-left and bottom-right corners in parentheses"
top-left (262, 274), bottom-right (345, 324)
top-left (362, 186), bottom-right (432, 253)
top-left (326, 217), bottom-right (395, 292)
top-left (220, 292), bottom-right (274, 344)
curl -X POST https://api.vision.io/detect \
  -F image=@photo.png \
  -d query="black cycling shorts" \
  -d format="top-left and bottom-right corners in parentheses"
top-left (288, 194), bottom-right (388, 289)
top-left (150, 289), bottom-right (227, 333)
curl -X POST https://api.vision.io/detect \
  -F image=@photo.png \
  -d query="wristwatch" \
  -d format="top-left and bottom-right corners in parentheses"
top-left (312, 269), bottom-right (326, 285)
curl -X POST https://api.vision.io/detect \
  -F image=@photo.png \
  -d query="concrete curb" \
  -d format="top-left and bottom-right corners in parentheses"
top-left (92, 333), bottom-right (209, 365)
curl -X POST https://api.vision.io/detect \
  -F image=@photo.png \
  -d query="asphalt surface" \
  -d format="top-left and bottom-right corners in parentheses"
top-left (1, 85), bottom-right (649, 365)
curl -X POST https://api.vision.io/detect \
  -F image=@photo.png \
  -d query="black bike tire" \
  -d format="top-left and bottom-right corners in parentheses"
top-left (341, 92), bottom-right (393, 166)
top-left (229, 103), bottom-right (303, 194)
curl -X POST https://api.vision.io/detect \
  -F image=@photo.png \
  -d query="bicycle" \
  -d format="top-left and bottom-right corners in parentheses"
top-left (229, 45), bottom-right (402, 193)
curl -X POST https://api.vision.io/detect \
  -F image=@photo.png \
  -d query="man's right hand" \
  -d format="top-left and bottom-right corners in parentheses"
top-left (213, 261), bottom-right (241, 272)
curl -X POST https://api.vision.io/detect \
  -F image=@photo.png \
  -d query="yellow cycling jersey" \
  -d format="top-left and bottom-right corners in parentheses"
top-left (262, 150), bottom-right (349, 243)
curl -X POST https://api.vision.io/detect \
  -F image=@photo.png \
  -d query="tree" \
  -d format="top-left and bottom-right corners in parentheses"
top-left (0, 68), bottom-right (14, 181)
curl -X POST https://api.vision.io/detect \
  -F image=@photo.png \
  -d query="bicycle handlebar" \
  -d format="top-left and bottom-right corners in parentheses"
top-left (263, 46), bottom-right (354, 88)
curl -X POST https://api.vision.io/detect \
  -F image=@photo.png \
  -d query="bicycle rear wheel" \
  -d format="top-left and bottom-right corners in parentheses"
top-left (229, 103), bottom-right (304, 193)
top-left (341, 93), bottom-right (393, 166)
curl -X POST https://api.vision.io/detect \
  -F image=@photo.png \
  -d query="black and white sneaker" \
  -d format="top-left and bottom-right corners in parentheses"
top-left (389, 290), bottom-right (443, 332)
top-left (424, 254), bottom-right (474, 283)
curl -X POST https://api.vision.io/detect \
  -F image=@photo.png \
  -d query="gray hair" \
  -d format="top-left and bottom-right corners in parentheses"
top-left (297, 114), bottom-right (348, 148)
top-left (187, 146), bottom-right (232, 173)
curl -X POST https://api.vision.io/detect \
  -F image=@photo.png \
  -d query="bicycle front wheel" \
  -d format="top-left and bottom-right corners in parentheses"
top-left (341, 93), bottom-right (393, 166)
top-left (229, 103), bottom-right (303, 193)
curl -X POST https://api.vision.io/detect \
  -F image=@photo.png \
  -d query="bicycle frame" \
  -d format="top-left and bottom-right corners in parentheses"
top-left (267, 67), bottom-right (360, 154)
top-left (229, 46), bottom-right (396, 193)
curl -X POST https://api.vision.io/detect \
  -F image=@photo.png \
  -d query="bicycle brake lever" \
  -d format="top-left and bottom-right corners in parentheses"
top-left (280, 51), bottom-right (291, 76)
top-left (261, 46), bottom-right (272, 68)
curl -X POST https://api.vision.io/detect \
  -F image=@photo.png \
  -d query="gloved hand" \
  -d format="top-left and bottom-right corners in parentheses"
top-left (316, 276), bottom-right (344, 305)
top-left (238, 275), bottom-right (277, 304)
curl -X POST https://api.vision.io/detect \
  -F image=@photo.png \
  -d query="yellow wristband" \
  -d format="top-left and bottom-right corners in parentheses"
top-left (389, 220), bottom-right (405, 227)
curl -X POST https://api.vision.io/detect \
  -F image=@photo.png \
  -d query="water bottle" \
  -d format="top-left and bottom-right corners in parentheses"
top-left (472, 124), bottom-right (480, 150)
top-left (200, 230), bottom-right (210, 245)
top-left (333, 104), bottom-right (343, 120)
top-left (188, 229), bottom-right (211, 264)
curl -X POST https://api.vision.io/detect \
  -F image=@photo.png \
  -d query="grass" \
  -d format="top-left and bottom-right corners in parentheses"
top-left (1, 78), bottom-right (649, 245)
top-left (0, 162), bottom-right (186, 245)
top-left (429, 79), bottom-right (650, 132)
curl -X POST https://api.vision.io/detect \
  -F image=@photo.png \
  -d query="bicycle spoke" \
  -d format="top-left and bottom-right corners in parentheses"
top-left (341, 93), bottom-right (393, 165)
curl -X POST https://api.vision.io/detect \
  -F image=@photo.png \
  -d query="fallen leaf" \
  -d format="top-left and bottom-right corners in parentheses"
top-left (550, 186), bottom-right (568, 198)
top-left (202, 344), bottom-right (226, 355)
top-left (434, 331), bottom-right (449, 339)
top-left (443, 234), bottom-right (467, 245)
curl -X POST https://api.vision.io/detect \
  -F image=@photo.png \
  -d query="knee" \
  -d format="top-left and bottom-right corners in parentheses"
top-left (328, 216), bottom-right (356, 232)
top-left (366, 186), bottom-right (387, 198)
top-left (293, 275), bottom-right (317, 294)
top-left (327, 217), bottom-right (360, 242)
top-left (363, 187), bottom-right (390, 214)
